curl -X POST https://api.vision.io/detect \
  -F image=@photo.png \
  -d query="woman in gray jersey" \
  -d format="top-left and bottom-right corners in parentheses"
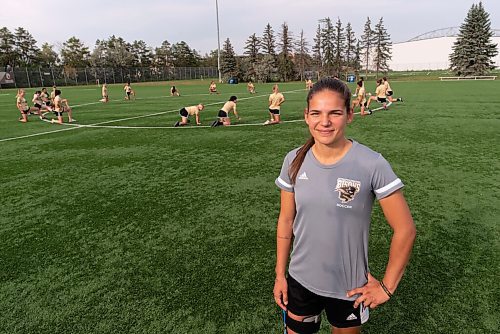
top-left (273, 78), bottom-right (416, 334)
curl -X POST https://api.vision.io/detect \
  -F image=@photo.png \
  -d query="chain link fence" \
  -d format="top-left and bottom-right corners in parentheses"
top-left (1, 66), bottom-right (219, 88)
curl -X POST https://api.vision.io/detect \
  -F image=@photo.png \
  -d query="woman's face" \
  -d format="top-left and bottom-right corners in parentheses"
top-left (305, 90), bottom-right (352, 147)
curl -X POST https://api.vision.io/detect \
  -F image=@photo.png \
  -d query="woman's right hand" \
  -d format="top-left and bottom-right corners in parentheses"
top-left (273, 276), bottom-right (288, 310)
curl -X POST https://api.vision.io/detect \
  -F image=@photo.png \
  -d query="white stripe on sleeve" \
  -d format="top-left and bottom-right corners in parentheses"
top-left (277, 177), bottom-right (293, 189)
top-left (374, 178), bottom-right (402, 194)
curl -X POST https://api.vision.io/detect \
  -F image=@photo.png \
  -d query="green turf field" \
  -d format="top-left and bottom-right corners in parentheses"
top-left (0, 79), bottom-right (499, 333)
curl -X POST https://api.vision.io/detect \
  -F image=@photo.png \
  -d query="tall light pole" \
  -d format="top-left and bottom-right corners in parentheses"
top-left (215, 0), bottom-right (222, 83)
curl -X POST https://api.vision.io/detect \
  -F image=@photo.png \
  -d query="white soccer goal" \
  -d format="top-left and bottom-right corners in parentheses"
top-left (439, 76), bottom-right (497, 81)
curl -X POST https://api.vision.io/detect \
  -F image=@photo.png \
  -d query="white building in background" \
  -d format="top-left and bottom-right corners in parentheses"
top-left (389, 27), bottom-right (500, 71)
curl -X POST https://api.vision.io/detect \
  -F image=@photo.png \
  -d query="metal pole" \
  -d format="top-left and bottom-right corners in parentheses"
top-left (39, 67), bottom-right (43, 86)
top-left (215, 0), bottom-right (222, 83)
top-left (25, 67), bottom-right (31, 88)
top-left (51, 67), bottom-right (55, 86)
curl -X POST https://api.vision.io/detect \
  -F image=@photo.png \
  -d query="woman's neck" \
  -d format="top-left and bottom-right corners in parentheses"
top-left (312, 138), bottom-right (352, 165)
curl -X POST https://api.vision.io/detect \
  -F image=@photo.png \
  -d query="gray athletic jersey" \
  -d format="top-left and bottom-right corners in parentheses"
top-left (275, 140), bottom-right (404, 300)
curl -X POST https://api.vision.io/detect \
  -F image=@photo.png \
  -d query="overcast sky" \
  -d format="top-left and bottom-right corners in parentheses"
top-left (1, 0), bottom-right (499, 55)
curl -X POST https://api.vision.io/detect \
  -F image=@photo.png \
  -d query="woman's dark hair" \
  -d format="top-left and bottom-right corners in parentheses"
top-left (229, 95), bottom-right (237, 102)
top-left (55, 89), bottom-right (61, 96)
top-left (289, 78), bottom-right (352, 183)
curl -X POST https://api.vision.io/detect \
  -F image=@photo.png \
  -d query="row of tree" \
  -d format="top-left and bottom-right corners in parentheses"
top-left (0, 28), bottom-right (213, 69)
top-left (3, 3), bottom-right (496, 82)
top-left (219, 17), bottom-right (392, 82)
top-left (0, 17), bottom-right (392, 82)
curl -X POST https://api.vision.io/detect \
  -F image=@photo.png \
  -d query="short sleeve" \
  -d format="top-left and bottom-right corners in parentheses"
top-left (371, 154), bottom-right (404, 200)
top-left (275, 152), bottom-right (294, 193)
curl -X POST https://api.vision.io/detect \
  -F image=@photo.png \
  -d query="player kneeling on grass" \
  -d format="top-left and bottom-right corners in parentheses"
top-left (247, 81), bottom-right (256, 94)
top-left (209, 80), bottom-right (219, 94)
top-left (40, 87), bottom-right (52, 110)
top-left (100, 83), bottom-right (109, 102)
top-left (32, 90), bottom-right (51, 118)
top-left (170, 85), bottom-right (180, 96)
top-left (352, 80), bottom-right (371, 116)
top-left (16, 89), bottom-right (40, 123)
top-left (264, 84), bottom-right (285, 125)
top-left (174, 104), bottom-right (204, 127)
top-left (366, 79), bottom-right (387, 112)
top-left (51, 90), bottom-right (76, 124)
top-left (211, 95), bottom-right (240, 127)
top-left (124, 82), bottom-right (135, 100)
top-left (383, 77), bottom-right (403, 103)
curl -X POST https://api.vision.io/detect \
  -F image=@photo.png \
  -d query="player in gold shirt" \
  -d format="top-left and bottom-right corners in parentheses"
top-left (383, 77), bottom-right (403, 103)
top-left (211, 96), bottom-right (240, 127)
top-left (352, 80), bottom-right (371, 116)
top-left (174, 104), bottom-right (204, 127)
top-left (264, 84), bottom-right (285, 125)
top-left (366, 79), bottom-right (387, 111)
top-left (16, 89), bottom-right (40, 122)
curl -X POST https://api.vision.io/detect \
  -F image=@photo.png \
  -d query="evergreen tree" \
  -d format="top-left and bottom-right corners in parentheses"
top-left (277, 22), bottom-right (295, 81)
top-left (107, 36), bottom-right (134, 68)
top-left (360, 17), bottom-right (376, 78)
top-left (320, 18), bottom-right (335, 75)
top-left (89, 39), bottom-right (109, 67)
top-left (244, 33), bottom-right (260, 64)
top-left (14, 27), bottom-right (40, 67)
top-left (130, 40), bottom-right (153, 67)
top-left (200, 50), bottom-right (218, 67)
top-left (295, 29), bottom-right (310, 82)
top-left (154, 40), bottom-right (173, 67)
top-left (243, 33), bottom-right (260, 80)
top-left (450, 2), bottom-right (498, 76)
top-left (61, 36), bottom-right (90, 67)
top-left (312, 24), bottom-right (322, 71)
top-left (353, 41), bottom-right (362, 77)
top-left (372, 17), bottom-right (392, 77)
top-left (220, 38), bottom-right (238, 80)
top-left (254, 54), bottom-right (277, 82)
top-left (171, 41), bottom-right (199, 67)
top-left (39, 43), bottom-right (60, 67)
top-left (261, 23), bottom-right (276, 56)
top-left (0, 27), bottom-right (16, 68)
top-left (333, 18), bottom-right (345, 77)
top-left (344, 23), bottom-right (357, 74)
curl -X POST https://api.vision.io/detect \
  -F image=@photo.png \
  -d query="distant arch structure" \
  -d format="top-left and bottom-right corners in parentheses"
top-left (390, 27), bottom-right (500, 70)
top-left (404, 27), bottom-right (500, 43)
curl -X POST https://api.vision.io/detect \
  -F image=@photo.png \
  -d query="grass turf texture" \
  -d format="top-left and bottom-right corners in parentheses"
top-left (0, 80), bottom-right (499, 333)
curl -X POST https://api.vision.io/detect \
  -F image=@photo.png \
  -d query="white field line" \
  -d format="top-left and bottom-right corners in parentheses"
top-left (1, 89), bottom-right (306, 142)
top-left (353, 101), bottom-right (393, 115)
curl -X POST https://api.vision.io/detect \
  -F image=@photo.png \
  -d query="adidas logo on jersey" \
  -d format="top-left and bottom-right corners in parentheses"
top-left (298, 172), bottom-right (309, 180)
top-left (346, 313), bottom-right (358, 321)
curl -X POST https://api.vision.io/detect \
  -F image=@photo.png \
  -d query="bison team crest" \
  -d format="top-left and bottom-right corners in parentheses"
top-left (335, 178), bottom-right (361, 203)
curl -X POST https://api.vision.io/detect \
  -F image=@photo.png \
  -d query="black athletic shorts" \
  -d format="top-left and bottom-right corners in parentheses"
top-left (44, 101), bottom-right (52, 107)
top-left (179, 108), bottom-right (188, 117)
top-left (126, 91), bottom-right (131, 96)
top-left (269, 108), bottom-right (280, 115)
top-left (377, 97), bottom-right (387, 103)
top-left (21, 107), bottom-right (30, 114)
top-left (386, 90), bottom-right (393, 97)
top-left (286, 275), bottom-right (369, 329)
top-left (34, 103), bottom-right (42, 109)
top-left (218, 110), bottom-right (228, 118)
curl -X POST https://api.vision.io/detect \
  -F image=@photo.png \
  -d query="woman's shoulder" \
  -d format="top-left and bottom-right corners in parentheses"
top-left (283, 146), bottom-right (303, 161)
top-left (351, 140), bottom-right (382, 160)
